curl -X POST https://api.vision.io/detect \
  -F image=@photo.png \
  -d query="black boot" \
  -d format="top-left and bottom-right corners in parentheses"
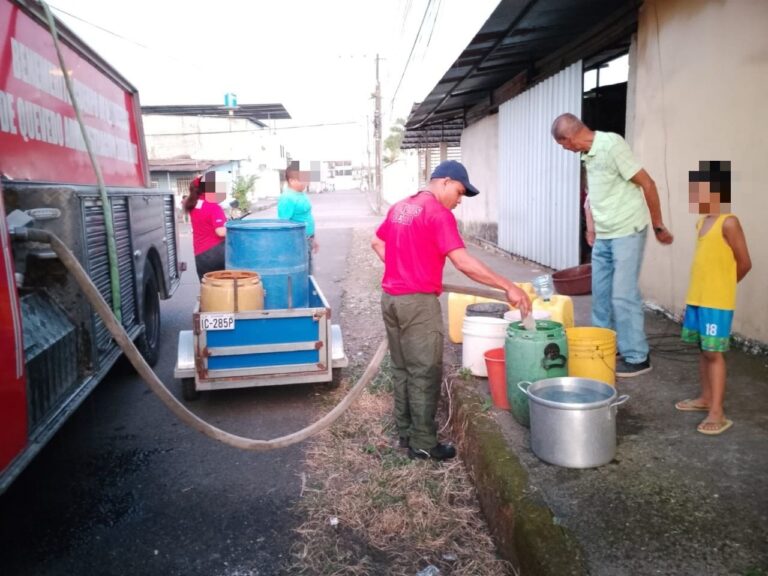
top-left (408, 443), bottom-right (457, 461)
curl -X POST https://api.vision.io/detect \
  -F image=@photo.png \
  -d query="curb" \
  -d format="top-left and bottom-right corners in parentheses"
top-left (450, 379), bottom-right (587, 576)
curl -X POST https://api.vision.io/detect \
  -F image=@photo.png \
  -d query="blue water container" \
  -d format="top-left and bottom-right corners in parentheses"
top-left (225, 219), bottom-right (308, 309)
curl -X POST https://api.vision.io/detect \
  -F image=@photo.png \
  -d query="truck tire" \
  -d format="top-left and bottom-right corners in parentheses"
top-left (181, 378), bottom-right (200, 401)
top-left (136, 264), bottom-right (161, 367)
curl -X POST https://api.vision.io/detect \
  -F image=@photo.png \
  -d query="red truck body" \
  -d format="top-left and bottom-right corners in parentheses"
top-left (0, 0), bottom-right (180, 492)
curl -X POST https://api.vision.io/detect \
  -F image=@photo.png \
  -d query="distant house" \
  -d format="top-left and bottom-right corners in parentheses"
top-left (148, 157), bottom-right (231, 197)
top-left (142, 103), bottom-right (291, 202)
top-left (404, 0), bottom-right (767, 345)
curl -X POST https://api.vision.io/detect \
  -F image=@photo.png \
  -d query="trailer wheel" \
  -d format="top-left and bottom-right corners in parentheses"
top-left (328, 368), bottom-right (343, 388)
top-left (181, 378), bottom-right (200, 401)
top-left (136, 264), bottom-right (161, 367)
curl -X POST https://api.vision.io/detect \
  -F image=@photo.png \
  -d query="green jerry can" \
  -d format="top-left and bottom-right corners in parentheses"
top-left (505, 320), bottom-right (568, 427)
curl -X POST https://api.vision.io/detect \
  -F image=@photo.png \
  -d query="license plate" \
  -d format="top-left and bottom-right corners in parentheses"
top-left (201, 313), bottom-right (235, 331)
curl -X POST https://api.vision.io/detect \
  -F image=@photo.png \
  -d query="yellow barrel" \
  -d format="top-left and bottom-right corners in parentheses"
top-left (533, 295), bottom-right (574, 328)
top-left (565, 326), bottom-right (617, 385)
top-left (447, 282), bottom-right (535, 343)
top-left (200, 270), bottom-right (264, 312)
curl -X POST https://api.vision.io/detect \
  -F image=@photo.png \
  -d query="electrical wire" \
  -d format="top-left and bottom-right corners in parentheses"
top-left (392, 0), bottom-right (433, 106)
top-left (424, 0), bottom-right (442, 50)
top-left (400, 0), bottom-right (413, 36)
top-left (145, 121), bottom-right (361, 137)
top-left (49, 3), bottom-right (151, 50)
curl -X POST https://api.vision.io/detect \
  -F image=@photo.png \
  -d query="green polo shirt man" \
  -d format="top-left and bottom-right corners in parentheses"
top-left (551, 113), bottom-right (674, 377)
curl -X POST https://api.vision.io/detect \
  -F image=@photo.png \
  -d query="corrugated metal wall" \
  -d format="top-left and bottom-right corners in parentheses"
top-left (418, 147), bottom-right (462, 187)
top-left (498, 61), bottom-right (582, 270)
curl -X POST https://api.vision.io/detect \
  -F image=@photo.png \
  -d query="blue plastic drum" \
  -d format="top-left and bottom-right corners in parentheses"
top-left (225, 219), bottom-right (308, 309)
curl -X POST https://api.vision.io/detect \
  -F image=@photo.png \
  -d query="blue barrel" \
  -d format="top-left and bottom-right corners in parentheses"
top-left (225, 219), bottom-right (308, 309)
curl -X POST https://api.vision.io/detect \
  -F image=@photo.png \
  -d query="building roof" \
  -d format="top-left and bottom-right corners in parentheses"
top-left (148, 157), bottom-right (230, 173)
top-left (404, 0), bottom-right (638, 137)
top-left (400, 118), bottom-right (463, 149)
top-left (141, 103), bottom-right (291, 127)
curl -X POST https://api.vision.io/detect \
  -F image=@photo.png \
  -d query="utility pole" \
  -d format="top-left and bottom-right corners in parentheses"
top-left (365, 115), bottom-right (372, 193)
top-left (374, 53), bottom-right (383, 214)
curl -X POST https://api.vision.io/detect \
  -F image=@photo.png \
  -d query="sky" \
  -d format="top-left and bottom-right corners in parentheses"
top-left (47, 0), bottom-right (501, 163)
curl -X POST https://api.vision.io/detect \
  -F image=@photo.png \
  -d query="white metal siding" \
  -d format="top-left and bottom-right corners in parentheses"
top-left (419, 147), bottom-right (461, 187)
top-left (498, 61), bottom-right (582, 270)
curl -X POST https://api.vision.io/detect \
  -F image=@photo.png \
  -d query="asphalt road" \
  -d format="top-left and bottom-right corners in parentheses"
top-left (0, 189), bottom-right (383, 576)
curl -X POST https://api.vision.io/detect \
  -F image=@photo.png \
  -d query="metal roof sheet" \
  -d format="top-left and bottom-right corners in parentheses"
top-left (405, 0), bottom-right (638, 133)
top-left (141, 103), bottom-right (291, 127)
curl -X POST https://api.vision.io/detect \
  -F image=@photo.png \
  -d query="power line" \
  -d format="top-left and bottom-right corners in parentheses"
top-left (391, 0), bottom-right (433, 107)
top-left (145, 121), bottom-right (361, 137)
top-left (400, 0), bottom-right (413, 36)
top-left (425, 0), bottom-right (442, 50)
top-left (49, 3), bottom-right (151, 50)
top-left (49, 3), bottom-right (194, 71)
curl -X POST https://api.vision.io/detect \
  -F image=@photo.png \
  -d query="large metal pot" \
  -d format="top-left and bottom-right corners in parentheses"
top-left (518, 377), bottom-right (629, 468)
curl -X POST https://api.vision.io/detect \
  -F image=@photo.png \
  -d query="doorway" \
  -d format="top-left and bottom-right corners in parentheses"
top-left (579, 53), bottom-right (629, 263)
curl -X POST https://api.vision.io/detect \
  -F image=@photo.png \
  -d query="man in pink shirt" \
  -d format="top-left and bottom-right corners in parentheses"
top-left (372, 161), bottom-right (531, 461)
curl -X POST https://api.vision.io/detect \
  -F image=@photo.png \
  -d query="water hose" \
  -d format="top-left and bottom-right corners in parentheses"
top-left (13, 227), bottom-right (387, 451)
top-left (41, 1), bottom-right (122, 323)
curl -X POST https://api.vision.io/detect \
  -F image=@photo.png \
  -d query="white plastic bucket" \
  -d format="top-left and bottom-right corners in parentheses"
top-left (462, 316), bottom-right (510, 377)
top-left (503, 309), bottom-right (552, 323)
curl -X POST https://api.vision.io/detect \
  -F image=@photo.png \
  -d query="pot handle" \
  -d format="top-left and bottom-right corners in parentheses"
top-left (610, 394), bottom-right (630, 408)
top-left (517, 381), bottom-right (533, 398)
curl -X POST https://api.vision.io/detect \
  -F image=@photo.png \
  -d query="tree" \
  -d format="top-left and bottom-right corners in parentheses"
top-left (232, 174), bottom-right (257, 212)
top-left (383, 118), bottom-right (406, 166)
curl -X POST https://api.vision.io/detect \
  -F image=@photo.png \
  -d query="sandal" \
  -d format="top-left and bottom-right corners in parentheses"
top-left (697, 418), bottom-right (733, 435)
top-left (675, 398), bottom-right (710, 412)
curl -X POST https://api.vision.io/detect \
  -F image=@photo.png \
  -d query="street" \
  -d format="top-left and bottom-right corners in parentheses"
top-left (0, 189), bottom-right (383, 576)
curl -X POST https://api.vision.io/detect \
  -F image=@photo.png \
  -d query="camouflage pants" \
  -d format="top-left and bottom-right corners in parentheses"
top-left (381, 292), bottom-right (444, 451)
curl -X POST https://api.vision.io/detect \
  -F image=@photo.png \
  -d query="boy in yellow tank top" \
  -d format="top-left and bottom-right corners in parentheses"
top-left (676, 161), bottom-right (752, 435)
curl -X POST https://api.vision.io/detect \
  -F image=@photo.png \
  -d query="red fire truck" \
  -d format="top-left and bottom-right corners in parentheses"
top-left (0, 0), bottom-right (181, 493)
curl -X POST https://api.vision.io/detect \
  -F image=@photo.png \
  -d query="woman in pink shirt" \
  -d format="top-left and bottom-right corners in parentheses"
top-left (183, 175), bottom-right (227, 281)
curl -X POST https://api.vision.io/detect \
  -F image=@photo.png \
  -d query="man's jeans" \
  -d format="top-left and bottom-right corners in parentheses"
top-left (591, 226), bottom-right (649, 364)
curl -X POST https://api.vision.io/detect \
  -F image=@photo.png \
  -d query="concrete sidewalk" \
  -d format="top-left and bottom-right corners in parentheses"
top-left (441, 241), bottom-right (768, 576)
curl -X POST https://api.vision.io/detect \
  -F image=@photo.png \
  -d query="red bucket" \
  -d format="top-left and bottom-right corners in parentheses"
top-left (484, 348), bottom-right (510, 410)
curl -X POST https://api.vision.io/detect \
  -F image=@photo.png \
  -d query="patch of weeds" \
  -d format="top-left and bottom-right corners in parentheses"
top-left (424, 478), bottom-right (442, 501)
top-left (481, 398), bottom-right (493, 412)
top-left (380, 417), bottom-right (397, 437)
top-left (381, 451), bottom-right (411, 470)
top-left (743, 568), bottom-right (768, 576)
top-left (458, 367), bottom-right (474, 381)
top-left (370, 489), bottom-right (406, 509)
top-left (369, 354), bottom-right (394, 394)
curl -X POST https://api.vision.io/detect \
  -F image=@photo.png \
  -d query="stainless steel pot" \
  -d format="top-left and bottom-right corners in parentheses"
top-left (518, 377), bottom-right (629, 468)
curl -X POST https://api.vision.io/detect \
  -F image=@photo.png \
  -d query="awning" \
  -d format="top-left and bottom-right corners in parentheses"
top-left (404, 0), bottom-right (638, 134)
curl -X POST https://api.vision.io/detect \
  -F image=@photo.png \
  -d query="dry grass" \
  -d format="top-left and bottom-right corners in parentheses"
top-left (287, 367), bottom-right (512, 576)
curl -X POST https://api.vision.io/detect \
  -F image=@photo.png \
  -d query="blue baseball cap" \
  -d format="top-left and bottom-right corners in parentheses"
top-left (430, 160), bottom-right (479, 197)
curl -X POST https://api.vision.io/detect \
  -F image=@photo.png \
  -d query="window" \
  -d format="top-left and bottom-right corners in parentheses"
top-left (584, 54), bottom-right (629, 93)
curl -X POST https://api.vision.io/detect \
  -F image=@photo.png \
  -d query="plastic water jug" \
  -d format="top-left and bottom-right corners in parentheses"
top-left (505, 320), bottom-right (568, 427)
top-left (532, 274), bottom-right (555, 301)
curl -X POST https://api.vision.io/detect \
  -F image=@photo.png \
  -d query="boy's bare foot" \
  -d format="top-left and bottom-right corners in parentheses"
top-left (697, 418), bottom-right (733, 435)
top-left (675, 398), bottom-right (710, 412)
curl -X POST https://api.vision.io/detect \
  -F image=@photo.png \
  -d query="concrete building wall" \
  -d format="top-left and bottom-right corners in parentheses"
top-left (142, 115), bottom-right (286, 199)
top-left (456, 113), bottom-right (499, 242)
top-left (382, 150), bottom-right (419, 206)
top-left (632, 0), bottom-right (768, 343)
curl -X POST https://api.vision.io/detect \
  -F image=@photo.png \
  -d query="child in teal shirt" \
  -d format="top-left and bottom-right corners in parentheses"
top-left (278, 162), bottom-right (318, 273)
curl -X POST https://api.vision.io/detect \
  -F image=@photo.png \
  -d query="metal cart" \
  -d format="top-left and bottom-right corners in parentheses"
top-left (174, 276), bottom-right (348, 400)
